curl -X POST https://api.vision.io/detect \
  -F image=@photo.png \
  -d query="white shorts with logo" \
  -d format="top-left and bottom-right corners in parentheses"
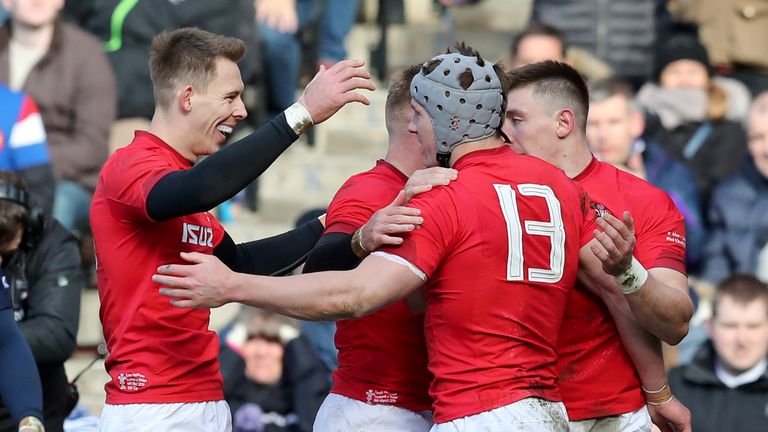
top-left (99, 400), bottom-right (232, 432)
top-left (431, 398), bottom-right (569, 432)
top-left (568, 406), bottom-right (652, 432)
top-left (313, 393), bottom-right (433, 432)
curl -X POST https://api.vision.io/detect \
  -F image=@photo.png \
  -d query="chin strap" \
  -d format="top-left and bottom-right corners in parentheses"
top-left (437, 152), bottom-right (451, 168)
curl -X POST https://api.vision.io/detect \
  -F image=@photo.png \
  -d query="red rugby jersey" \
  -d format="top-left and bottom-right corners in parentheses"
top-left (379, 146), bottom-right (593, 422)
top-left (558, 157), bottom-right (687, 420)
top-left (91, 131), bottom-right (225, 404)
top-left (324, 160), bottom-right (433, 411)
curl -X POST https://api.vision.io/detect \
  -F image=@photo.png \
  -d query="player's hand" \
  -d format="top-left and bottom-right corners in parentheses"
top-left (256, 0), bottom-right (298, 33)
top-left (590, 210), bottom-right (636, 277)
top-left (154, 252), bottom-right (235, 308)
top-left (360, 190), bottom-right (422, 251)
top-left (647, 398), bottom-right (692, 432)
top-left (404, 167), bottom-right (458, 202)
top-left (298, 59), bottom-right (376, 124)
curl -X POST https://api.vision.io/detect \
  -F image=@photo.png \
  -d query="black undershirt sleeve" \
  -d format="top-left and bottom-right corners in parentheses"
top-left (214, 219), bottom-right (324, 276)
top-left (146, 114), bottom-right (297, 221)
top-left (302, 232), bottom-right (362, 273)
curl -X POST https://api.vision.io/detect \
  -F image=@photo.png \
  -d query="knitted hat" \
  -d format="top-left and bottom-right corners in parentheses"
top-left (654, 32), bottom-right (712, 81)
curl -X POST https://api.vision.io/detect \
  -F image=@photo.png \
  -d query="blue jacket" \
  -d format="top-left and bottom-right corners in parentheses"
top-left (701, 158), bottom-right (768, 283)
top-left (643, 139), bottom-right (706, 270)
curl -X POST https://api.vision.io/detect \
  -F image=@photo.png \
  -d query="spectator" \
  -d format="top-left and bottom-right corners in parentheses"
top-left (668, 0), bottom-right (768, 96)
top-left (63, 0), bottom-right (263, 126)
top-left (0, 0), bottom-right (116, 234)
top-left (701, 91), bottom-right (768, 284)
top-left (509, 23), bottom-right (612, 82)
top-left (637, 29), bottom-right (751, 208)
top-left (668, 274), bottom-right (768, 432)
top-left (0, 170), bottom-right (82, 432)
top-left (220, 307), bottom-right (329, 432)
top-left (530, 0), bottom-right (658, 88)
top-left (586, 77), bottom-right (706, 270)
top-left (0, 84), bottom-right (54, 214)
top-left (258, 0), bottom-right (360, 118)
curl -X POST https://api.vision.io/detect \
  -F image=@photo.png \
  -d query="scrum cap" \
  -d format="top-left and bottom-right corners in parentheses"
top-left (411, 51), bottom-right (504, 167)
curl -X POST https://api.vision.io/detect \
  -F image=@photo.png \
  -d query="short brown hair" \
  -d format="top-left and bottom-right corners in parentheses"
top-left (149, 27), bottom-right (245, 110)
top-left (0, 171), bottom-right (29, 247)
top-left (714, 274), bottom-right (768, 318)
top-left (506, 61), bottom-right (589, 134)
top-left (385, 64), bottom-right (421, 131)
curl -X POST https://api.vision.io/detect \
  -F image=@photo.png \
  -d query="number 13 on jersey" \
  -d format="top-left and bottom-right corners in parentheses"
top-left (494, 183), bottom-right (565, 283)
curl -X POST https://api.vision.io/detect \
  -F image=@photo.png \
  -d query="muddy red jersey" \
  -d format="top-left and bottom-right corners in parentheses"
top-left (378, 146), bottom-right (594, 422)
top-left (91, 131), bottom-right (226, 404)
top-left (558, 157), bottom-right (687, 420)
top-left (323, 160), bottom-right (433, 411)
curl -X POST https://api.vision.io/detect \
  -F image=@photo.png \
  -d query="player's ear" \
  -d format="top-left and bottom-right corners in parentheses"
top-left (556, 108), bottom-right (575, 139)
top-left (179, 85), bottom-right (194, 113)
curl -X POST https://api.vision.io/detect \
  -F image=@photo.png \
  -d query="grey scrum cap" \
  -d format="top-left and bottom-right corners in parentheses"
top-left (410, 52), bottom-right (504, 166)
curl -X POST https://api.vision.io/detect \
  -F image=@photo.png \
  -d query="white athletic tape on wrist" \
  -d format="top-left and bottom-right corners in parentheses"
top-left (616, 257), bottom-right (648, 294)
top-left (284, 103), bottom-right (314, 135)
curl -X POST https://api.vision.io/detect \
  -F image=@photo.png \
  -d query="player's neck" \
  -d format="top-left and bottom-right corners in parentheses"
top-left (449, 136), bottom-right (505, 166)
top-left (149, 113), bottom-right (196, 162)
top-left (541, 137), bottom-right (593, 179)
top-left (385, 139), bottom-right (422, 177)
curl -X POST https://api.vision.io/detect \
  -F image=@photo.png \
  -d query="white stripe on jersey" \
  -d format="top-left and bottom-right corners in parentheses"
top-left (10, 112), bottom-right (46, 148)
top-left (371, 251), bottom-right (427, 281)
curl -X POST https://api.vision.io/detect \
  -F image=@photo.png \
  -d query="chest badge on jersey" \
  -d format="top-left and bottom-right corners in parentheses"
top-left (591, 202), bottom-right (613, 219)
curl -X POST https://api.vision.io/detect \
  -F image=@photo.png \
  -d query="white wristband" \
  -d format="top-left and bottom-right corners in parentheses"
top-left (615, 257), bottom-right (648, 294)
top-left (284, 102), bottom-right (314, 135)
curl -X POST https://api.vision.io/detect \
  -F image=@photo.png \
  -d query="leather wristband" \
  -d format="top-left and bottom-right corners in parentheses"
top-left (351, 227), bottom-right (370, 258)
top-left (284, 103), bottom-right (314, 136)
top-left (642, 384), bottom-right (674, 406)
top-left (616, 257), bottom-right (648, 294)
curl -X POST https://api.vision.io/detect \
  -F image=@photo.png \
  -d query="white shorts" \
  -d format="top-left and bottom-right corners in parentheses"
top-left (99, 401), bottom-right (232, 432)
top-left (431, 398), bottom-right (569, 432)
top-left (313, 393), bottom-right (433, 432)
top-left (568, 406), bottom-right (652, 432)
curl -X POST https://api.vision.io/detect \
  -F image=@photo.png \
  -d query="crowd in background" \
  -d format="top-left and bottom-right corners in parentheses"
top-left (0, 0), bottom-right (766, 431)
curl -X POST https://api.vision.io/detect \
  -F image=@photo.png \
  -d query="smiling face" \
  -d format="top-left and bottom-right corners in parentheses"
top-left (408, 100), bottom-right (438, 167)
top-left (186, 57), bottom-right (247, 157)
top-left (502, 86), bottom-right (558, 157)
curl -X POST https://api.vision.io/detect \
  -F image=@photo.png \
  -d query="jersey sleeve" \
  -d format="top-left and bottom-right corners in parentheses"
top-left (325, 174), bottom-right (401, 235)
top-left (376, 188), bottom-right (457, 280)
top-left (103, 151), bottom-right (176, 221)
top-left (634, 191), bottom-right (687, 274)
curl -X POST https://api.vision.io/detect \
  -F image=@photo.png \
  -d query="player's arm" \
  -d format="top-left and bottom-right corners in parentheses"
top-left (214, 218), bottom-right (324, 276)
top-left (146, 60), bottom-right (376, 221)
top-left (586, 211), bottom-right (692, 344)
top-left (304, 168), bottom-right (456, 272)
top-left (154, 252), bottom-right (423, 321)
top-left (578, 248), bottom-right (692, 432)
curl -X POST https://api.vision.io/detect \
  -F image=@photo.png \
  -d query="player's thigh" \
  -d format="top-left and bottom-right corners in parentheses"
top-left (432, 398), bottom-right (569, 432)
top-left (568, 406), bottom-right (651, 432)
top-left (100, 401), bottom-right (232, 432)
top-left (313, 393), bottom-right (433, 432)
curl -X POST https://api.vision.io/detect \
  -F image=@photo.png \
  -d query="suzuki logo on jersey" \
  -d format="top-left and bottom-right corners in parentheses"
top-left (181, 222), bottom-right (213, 247)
